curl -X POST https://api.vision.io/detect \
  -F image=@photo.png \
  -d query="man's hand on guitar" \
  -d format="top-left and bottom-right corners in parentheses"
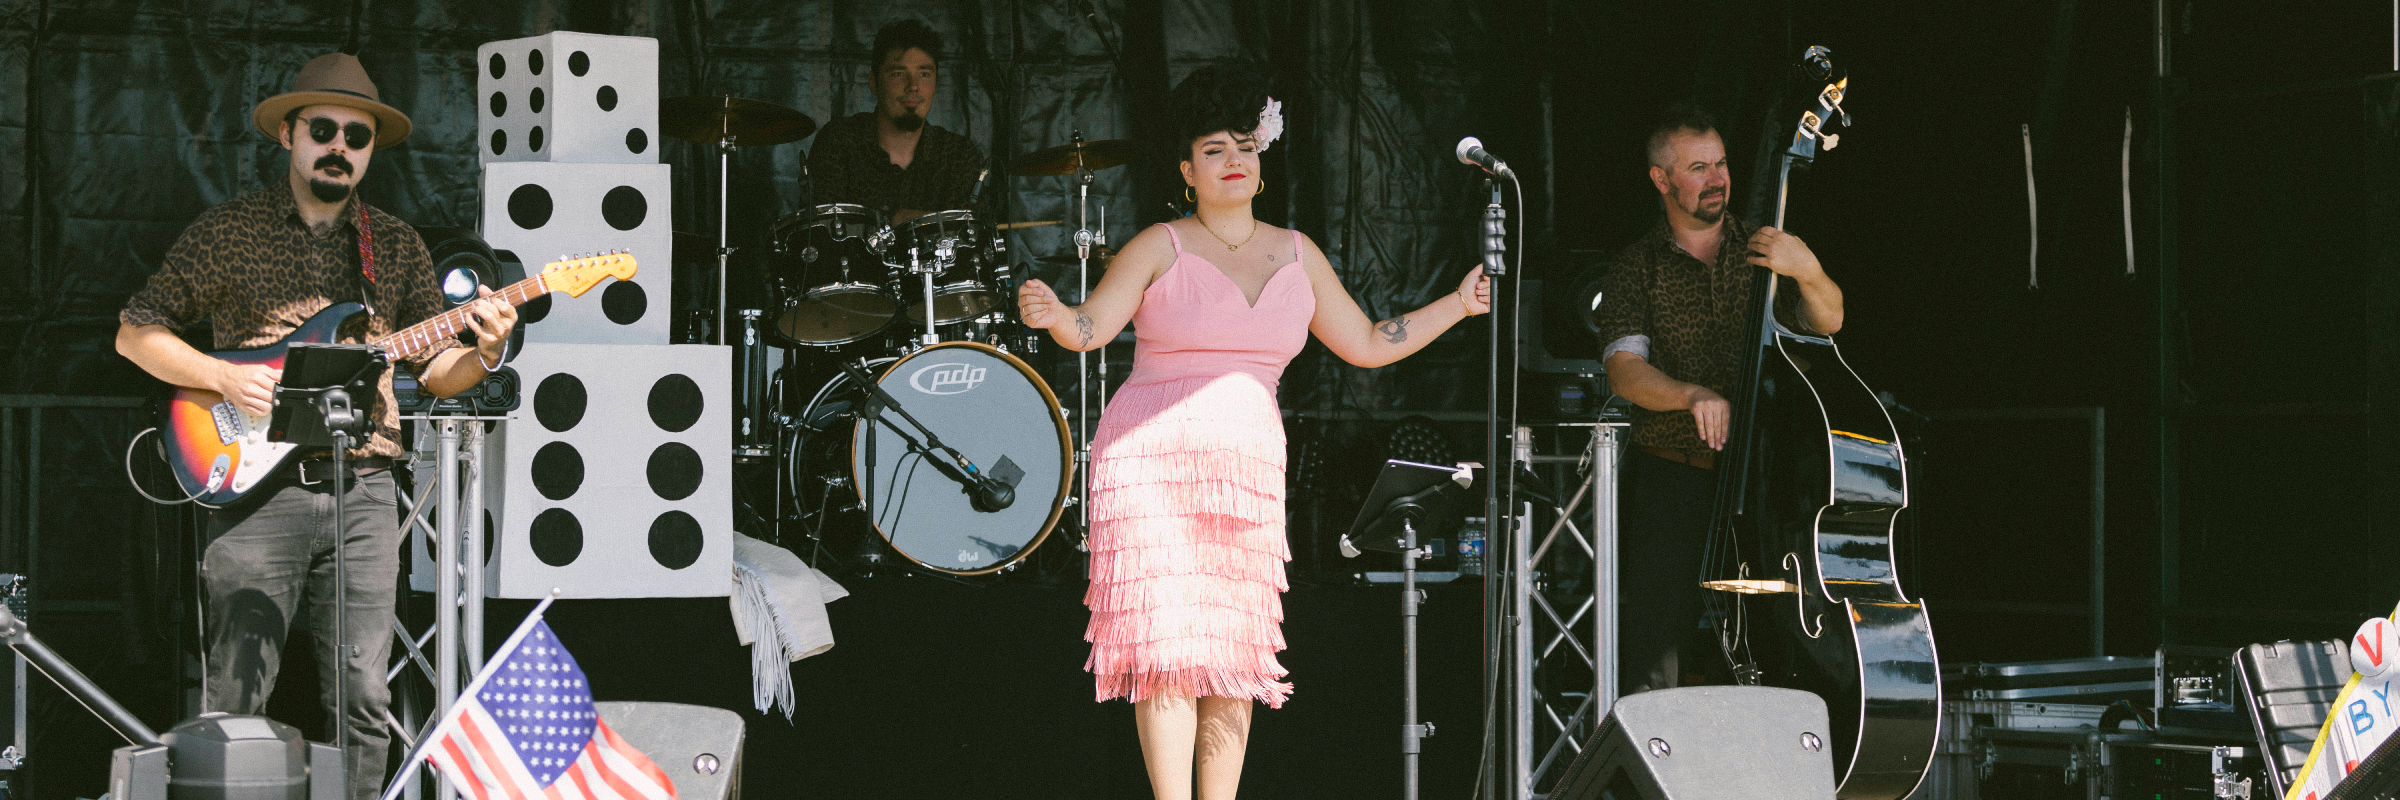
top-left (215, 362), bottom-right (281, 417)
top-left (464, 285), bottom-right (520, 366)
top-left (1686, 384), bottom-right (1730, 451)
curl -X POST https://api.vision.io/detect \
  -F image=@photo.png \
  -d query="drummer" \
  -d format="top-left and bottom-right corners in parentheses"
top-left (807, 20), bottom-right (984, 225)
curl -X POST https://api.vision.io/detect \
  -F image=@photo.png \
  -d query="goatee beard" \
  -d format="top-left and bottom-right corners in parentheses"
top-left (1690, 204), bottom-right (1724, 225)
top-left (308, 179), bottom-right (352, 204)
top-left (891, 111), bottom-right (924, 133)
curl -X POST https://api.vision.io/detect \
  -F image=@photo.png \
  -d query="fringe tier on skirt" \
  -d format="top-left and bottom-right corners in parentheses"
top-left (1083, 372), bottom-right (1294, 708)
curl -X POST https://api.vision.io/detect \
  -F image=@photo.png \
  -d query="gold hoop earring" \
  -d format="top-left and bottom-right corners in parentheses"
top-left (1255, 182), bottom-right (1266, 197)
top-left (1185, 186), bottom-right (1196, 203)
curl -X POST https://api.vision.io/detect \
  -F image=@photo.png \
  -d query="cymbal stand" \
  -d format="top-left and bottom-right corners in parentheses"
top-left (1069, 132), bottom-right (1109, 543)
top-left (715, 99), bottom-right (734, 347)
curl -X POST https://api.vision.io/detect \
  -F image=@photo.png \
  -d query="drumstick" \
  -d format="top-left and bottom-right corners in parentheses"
top-left (995, 220), bottom-right (1063, 230)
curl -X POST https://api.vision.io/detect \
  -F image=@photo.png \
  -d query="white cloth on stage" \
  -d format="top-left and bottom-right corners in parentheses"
top-left (729, 534), bottom-right (847, 719)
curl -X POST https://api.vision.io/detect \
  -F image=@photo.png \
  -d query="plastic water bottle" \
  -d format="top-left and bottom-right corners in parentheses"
top-left (1458, 517), bottom-right (1485, 576)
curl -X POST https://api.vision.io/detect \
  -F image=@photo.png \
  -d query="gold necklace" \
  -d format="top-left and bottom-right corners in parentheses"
top-left (1197, 213), bottom-right (1259, 251)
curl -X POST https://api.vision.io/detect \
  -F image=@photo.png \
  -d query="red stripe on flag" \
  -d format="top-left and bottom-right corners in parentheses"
top-left (439, 736), bottom-right (496, 800)
top-left (595, 719), bottom-right (677, 796)
top-left (460, 716), bottom-right (534, 800)
top-left (563, 761), bottom-right (602, 800)
top-left (586, 739), bottom-right (653, 800)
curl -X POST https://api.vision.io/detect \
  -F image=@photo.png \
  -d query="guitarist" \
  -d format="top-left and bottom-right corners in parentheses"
top-left (1592, 105), bottom-right (1846, 695)
top-left (112, 53), bottom-right (517, 800)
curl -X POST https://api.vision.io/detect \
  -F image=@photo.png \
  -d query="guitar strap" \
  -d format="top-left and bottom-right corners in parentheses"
top-left (353, 201), bottom-right (378, 317)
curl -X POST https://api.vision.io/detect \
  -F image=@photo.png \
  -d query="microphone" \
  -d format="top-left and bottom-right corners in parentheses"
top-left (970, 476), bottom-right (1016, 512)
top-left (1455, 137), bottom-right (1515, 181)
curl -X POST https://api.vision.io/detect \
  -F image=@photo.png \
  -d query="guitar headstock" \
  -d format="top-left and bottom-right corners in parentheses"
top-left (540, 251), bottom-right (639, 297)
top-left (1786, 46), bottom-right (1852, 166)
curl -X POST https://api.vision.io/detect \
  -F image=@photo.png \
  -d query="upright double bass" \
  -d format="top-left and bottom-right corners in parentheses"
top-left (1700, 48), bottom-right (1941, 800)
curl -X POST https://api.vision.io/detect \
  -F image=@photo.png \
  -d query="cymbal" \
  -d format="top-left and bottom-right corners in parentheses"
top-left (1008, 138), bottom-right (1141, 176)
top-left (994, 220), bottom-right (1063, 230)
top-left (659, 96), bottom-right (816, 147)
top-left (1034, 247), bottom-right (1117, 265)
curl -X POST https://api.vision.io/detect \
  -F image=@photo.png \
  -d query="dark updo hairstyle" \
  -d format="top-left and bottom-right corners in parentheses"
top-left (1166, 63), bottom-right (1271, 160)
top-left (871, 20), bottom-right (943, 69)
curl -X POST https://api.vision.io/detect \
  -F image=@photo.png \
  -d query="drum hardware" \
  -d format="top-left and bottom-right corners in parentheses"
top-left (731, 309), bottom-right (778, 461)
top-left (659, 95), bottom-right (816, 347)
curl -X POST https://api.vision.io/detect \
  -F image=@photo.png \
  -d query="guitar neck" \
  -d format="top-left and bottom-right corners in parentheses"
top-left (373, 275), bottom-right (550, 361)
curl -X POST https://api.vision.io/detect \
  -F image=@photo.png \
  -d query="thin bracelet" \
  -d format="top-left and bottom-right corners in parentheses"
top-left (476, 340), bottom-right (508, 372)
top-left (1456, 290), bottom-right (1474, 316)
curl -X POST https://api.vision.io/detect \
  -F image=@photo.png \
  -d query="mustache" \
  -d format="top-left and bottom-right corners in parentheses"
top-left (314, 154), bottom-right (353, 176)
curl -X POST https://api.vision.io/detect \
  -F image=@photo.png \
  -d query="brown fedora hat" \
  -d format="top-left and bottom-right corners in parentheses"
top-left (251, 52), bottom-right (413, 147)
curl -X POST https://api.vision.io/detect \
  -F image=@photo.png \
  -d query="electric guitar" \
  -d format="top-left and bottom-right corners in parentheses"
top-left (158, 251), bottom-right (637, 506)
top-left (1700, 49), bottom-right (1941, 799)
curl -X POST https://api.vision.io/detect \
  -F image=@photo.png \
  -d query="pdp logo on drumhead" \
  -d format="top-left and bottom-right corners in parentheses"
top-left (909, 362), bottom-right (989, 395)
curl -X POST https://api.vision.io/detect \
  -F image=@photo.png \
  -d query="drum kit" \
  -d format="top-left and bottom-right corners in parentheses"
top-left (660, 95), bottom-right (1137, 578)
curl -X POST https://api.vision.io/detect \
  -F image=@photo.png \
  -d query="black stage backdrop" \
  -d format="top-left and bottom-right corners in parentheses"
top-left (7, 1), bottom-right (2400, 798)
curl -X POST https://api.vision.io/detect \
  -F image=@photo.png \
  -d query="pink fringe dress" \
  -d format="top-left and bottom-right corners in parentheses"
top-left (1084, 224), bottom-right (1315, 708)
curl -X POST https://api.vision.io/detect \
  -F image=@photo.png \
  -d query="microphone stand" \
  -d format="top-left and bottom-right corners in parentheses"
top-left (835, 360), bottom-right (1012, 515)
top-left (1474, 175), bottom-right (1525, 800)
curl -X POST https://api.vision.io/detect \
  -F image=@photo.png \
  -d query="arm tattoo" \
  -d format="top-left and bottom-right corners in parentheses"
top-left (1377, 317), bottom-right (1410, 344)
top-left (1074, 310), bottom-right (1094, 348)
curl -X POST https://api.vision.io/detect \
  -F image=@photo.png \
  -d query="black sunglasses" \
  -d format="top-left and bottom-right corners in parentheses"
top-left (303, 117), bottom-right (376, 150)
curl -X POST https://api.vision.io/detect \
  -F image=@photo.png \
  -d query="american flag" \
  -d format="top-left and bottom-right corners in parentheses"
top-left (390, 606), bottom-right (677, 800)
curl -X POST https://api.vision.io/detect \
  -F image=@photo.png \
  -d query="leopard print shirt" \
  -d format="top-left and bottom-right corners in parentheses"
top-left (1591, 217), bottom-right (1807, 462)
top-left (122, 187), bottom-right (455, 461)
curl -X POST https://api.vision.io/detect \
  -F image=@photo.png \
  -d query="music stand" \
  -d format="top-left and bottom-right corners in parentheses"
top-left (1342, 459), bottom-right (1474, 800)
top-left (268, 341), bottom-right (387, 757)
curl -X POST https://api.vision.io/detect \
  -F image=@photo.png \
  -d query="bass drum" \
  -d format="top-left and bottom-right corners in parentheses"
top-left (794, 342), bottom-right (1072, 575)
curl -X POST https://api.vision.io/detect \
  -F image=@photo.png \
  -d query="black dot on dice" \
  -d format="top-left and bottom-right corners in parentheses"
top-left (519, 293), bottom-right (551, 324)
top-left (531, 442), bottom-right (584, 501)
top-left (489, 129), bottom-right (507, 155)
top-left (570, 50), bottom-right (591, 77)
top-left (647, 442), bottom-right (703, 501)
top-left (528, 49), bottom-right (544, 75)
top-left (534, 372), bottom-right (586, 432)
top-left (530, 87), bottom-right (545, 114)
top-left (528, 126), bottom-right (545, 152)
top-left (648, 374), bottom-right (704, 432)
top-left (488, 53), bottom-right (505, 79)
top-left (506, 183), bottom-right (552, 230)
top-left (648, 511), bottom-right (703, 570)
top-left (530, 509), bottom-right (581, 567)
top-left (601, 185), bottom-right (646, 230)
top-left (601, 280), bottom-right (646, 325)
top-left (489, 91), bottom-right (506, 118)
top-left (597, 85), bottom-right (617, 112)
top-left (625, 128), bottom-right (648, 154)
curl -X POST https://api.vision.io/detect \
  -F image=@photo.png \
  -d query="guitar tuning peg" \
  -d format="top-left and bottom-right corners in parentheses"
top-left (1822, 132), bottom-right (1840, 150)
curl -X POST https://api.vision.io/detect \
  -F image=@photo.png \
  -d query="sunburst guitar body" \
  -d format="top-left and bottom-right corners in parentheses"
top-left (157, 251), bottom-right (636, 505)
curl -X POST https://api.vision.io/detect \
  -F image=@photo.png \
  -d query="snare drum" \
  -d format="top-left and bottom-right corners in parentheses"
top-left (886, 210), bottom-right (1003, 326)
top-left (770, 204), bottom-right (897, 345)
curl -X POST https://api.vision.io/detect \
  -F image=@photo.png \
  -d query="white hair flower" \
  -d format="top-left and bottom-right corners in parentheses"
top-left (1255, 97), bottom-right (1284, 152)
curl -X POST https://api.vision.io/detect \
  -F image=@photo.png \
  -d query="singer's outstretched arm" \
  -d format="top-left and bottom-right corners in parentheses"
top-left (1302, 233), bottom-right (1490, 368)
top-left (1016, 224), bottom-right (1177, 351)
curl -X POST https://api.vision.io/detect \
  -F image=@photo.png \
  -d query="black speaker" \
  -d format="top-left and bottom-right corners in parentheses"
top-left (594, 701), bottom-right (745, 800)
top-left (1550, 687), bottom-right (1839, 800)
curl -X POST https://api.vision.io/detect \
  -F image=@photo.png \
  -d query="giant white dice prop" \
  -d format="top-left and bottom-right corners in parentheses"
top-left (476, 31), bottom-right (659, 165)
top-left (481, 161), bottom-right (672, 345)
top-left (486, 343), bottom-right (732, 598)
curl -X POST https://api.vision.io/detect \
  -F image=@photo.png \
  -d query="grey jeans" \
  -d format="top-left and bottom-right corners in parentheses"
top-left (201, 467), bottom-right (399, 800)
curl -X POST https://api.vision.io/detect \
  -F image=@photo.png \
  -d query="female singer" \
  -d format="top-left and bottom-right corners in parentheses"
top-left (1016, 64), bottom-right (1490, 799)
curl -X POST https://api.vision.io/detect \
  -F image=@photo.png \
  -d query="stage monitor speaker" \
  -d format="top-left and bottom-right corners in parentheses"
top-left (594, 701), bottom-right (743, 800)
top-left (1550, 686), bottom-right (1839, 800)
